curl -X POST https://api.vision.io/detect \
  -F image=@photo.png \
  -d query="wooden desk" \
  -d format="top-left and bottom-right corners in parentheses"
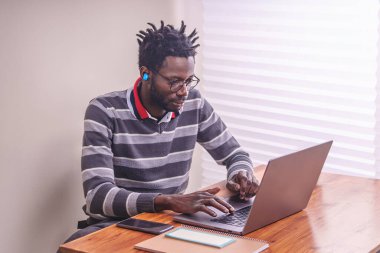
top-left (60, 167), bottom-right (380, 253)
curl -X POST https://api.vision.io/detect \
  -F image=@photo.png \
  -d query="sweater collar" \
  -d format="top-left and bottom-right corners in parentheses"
top-left (130, 77), bottom-right (179, 122)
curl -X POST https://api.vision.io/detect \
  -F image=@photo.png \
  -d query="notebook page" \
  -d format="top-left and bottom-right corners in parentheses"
top-left (165, 228), bottom-right (236, 248)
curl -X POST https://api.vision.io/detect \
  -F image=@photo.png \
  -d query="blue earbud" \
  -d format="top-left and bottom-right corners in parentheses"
top-left (142, 73), bottom-right (149, 81)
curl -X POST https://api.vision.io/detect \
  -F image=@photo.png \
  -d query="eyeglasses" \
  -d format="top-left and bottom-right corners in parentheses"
top-left (151, 70), bottom-right (200, 93)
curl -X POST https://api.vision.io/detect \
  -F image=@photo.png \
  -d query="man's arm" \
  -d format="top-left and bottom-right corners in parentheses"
top-left (81, 99), bottom-right (160, 219)
top-left (197, 97), bottom-right (259, 199)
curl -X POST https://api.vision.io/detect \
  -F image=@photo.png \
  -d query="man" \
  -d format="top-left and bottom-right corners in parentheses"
top-left (64, 20), bottom-right (259, 243)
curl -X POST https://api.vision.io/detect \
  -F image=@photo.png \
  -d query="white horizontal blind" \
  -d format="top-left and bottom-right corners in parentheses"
top-left (201, 0), bottom-right (379, 186)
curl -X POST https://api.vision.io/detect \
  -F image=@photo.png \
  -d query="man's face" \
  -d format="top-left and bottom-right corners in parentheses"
top-left (150, 56), bottom-right (195, 113)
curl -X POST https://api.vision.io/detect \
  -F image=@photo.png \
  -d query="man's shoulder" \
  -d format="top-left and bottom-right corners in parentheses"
top-left (188, 88), bottom-right (202, 99)
top-left (89, 90), bottom-right (129, 109)
top-left (91, 90), bottom-right (128, 102)
top-left (186, 89), bottom-right (203, 104)
top-left (182, 89), bottom-right (204, 111)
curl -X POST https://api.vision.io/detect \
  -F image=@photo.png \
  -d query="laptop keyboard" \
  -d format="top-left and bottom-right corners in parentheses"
top-left (211, 206), bottom-right (251, 227)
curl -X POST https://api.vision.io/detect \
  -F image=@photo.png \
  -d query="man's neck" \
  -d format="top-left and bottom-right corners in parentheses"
top-left (139, 82), bottom-right (166, 119)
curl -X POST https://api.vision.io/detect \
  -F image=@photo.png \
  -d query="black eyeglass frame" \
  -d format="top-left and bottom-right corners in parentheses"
top-left (151, 70), bottom-right (200, 93)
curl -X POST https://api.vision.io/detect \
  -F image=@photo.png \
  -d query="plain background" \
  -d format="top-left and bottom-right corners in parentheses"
top-left (0, 1), bottom-right (203, 252)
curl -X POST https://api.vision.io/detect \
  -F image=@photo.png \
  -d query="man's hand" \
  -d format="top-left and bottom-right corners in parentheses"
top-left (226, 171), bottom-right (259, 200)
top-left (154, 187), bottom-right (235, 217)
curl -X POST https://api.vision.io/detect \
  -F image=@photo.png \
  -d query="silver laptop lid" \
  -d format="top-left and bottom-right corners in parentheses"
top-left (242, 140), bottom-right (333, 234)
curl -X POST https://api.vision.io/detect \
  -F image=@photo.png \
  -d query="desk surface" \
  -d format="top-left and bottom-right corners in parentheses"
top-left (60, 166), bottom-right (380, 253)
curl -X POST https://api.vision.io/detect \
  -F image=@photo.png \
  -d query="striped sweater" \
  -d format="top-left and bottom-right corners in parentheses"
top-left (81, 78), bottom-right (254, 220)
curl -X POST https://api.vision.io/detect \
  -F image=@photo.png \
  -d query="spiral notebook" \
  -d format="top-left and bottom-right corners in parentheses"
top-left (134, 225), bottom-right (269, 253)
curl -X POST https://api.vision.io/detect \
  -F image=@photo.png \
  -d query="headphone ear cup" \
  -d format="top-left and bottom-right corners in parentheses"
top-left (142, 73), bottom-right (149, 81)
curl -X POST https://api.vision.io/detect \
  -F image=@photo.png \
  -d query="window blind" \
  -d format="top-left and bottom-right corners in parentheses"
top-left (201, 0), bottom-right (379, 186)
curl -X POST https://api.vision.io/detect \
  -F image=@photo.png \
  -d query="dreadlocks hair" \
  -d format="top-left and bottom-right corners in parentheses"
top-left (137, 20), bottom-right (200, 72)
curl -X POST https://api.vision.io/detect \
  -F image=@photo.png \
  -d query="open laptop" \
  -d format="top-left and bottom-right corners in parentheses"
top-left (174, 140), bottom-right (333, 235)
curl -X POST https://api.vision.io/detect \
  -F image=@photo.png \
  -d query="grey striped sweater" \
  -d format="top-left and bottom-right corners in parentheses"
top-left (81, 78), bottom-right (253, 220)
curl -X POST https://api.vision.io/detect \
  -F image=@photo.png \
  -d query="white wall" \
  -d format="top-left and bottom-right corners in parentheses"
top-left (0, 1), bottom-right (201, 252)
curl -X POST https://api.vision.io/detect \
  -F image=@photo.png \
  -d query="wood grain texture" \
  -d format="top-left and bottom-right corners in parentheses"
top-left (60, 166), bottom-right (380, 253)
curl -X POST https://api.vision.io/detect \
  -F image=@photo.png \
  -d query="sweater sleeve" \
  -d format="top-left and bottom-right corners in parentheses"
top-left (197, 96), bottom-right (254, 181)
top-left (81, 99), bottom-right (160, 220)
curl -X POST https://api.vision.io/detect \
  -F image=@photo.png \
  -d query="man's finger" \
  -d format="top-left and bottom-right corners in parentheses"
top-left (244, 181), bottom-right (255, 199)
top-left (227, 180), bottom-right (240, 192)
top-left (243, 174), bottom-right (259, 199)
top-left (198, 205), bottom-right (217, 217)
top-left (204, 199), bottom-right (230, 213)
top-left (238, 172), bottom-right (248, 199)
top-left (214, 196), bottom-right (235, 212)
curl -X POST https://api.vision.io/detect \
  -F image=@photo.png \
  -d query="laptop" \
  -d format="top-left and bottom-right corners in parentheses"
top-left (174, 140), bottom-right (333, 235)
